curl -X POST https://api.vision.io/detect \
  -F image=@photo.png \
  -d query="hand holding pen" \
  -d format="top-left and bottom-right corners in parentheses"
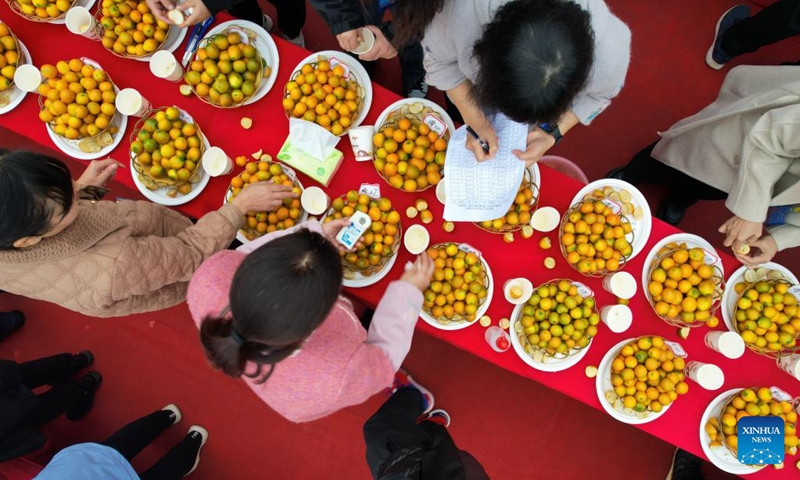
top-left (461, 110), bottom-right (499, 161)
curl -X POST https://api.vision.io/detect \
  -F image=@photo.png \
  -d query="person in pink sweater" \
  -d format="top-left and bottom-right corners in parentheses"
top-left (187, 219), bottom-right (433, 423)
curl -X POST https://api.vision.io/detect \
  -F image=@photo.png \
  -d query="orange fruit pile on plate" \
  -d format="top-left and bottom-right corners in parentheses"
top-left (99, 0), bottom-right (169, 57)
top-left (373, 114), bottom-right (446, 192)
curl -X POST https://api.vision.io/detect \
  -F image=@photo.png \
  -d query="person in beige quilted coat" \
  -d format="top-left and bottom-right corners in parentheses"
top-left (0, 151), bottom-right (297, 318)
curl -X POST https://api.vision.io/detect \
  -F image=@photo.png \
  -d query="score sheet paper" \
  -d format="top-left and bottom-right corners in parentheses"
top-left (443, 113), bottom-right (528, 222)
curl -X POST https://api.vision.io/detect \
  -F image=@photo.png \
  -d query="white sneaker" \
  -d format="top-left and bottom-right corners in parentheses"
top-left (282, 31), bottom-right (305, 49)
top-left (162, 404), bottom-right (182, 425)
top-left (184, 425), bottom-right (209, 477)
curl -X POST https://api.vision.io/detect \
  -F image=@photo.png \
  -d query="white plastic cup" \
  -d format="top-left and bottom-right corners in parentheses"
top-left (300, 186), bottom-right (330, 216)
top-left (685, 361), bottom-right (724, 390)
top-left (350, 27), bottom-right (376, 55)
top-left (347, 125), bottom-right (374, 162)
top-left (115, 88), bottom-right (151, 117)
top-left (777, 354), bottom-right (800, 380)
top-left (485, 326), bottom-right (510, 353)
top-left (600, 304), bottom-right (632, 333)
top-left (403, 224), bottom-right (430, 255)
top-left (503, 278), bottom-right (533, 304)
top-left (202, 147), bottom-right (233, 177)
top-left (149, 50), bottom-right (184, 82)
top-left (435, 179), bottom-right (446, 205)
top-left (704, 331), bottom-right (745, 359)
top-left (13, 64), bottom-right (42, 93)
top-left (65, 7), bottom-right (102, 40)
top-left (602, 271), bottom-right (637, 299)
top-left (531, 206), bottom-right (560, 232)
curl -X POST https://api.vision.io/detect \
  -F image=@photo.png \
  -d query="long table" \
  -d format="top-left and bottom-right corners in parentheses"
top-left (1, 9), bottom-right (796, 477)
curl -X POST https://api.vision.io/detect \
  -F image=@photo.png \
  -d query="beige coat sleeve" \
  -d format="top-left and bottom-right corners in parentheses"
top-left (726, 104), bottom-right (800, 222)
top-left (767, 212), bottom-right (800, 251)
top-left (109, 203), bottom-right (245, 301)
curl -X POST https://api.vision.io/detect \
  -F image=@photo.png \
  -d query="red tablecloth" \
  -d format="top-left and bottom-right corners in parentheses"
top-left (1, 9), bottom-right (797, 477)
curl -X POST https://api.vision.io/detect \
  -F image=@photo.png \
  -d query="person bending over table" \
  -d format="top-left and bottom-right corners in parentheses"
top-left (146, 0), bottom-right (306, 47)
top-left (187, 219), bottom-right (434, 423)
top-left (607, 65), bottom-right (800, 267)
top-left (391, 0), bottom-right (630, 164)
top-left (0, 151), bottom-right (296, 317)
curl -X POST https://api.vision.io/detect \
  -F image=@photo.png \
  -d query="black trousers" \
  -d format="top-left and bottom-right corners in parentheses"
top-left (101, 410), bottom-right (202, 480)
top-left (722, 0), bottom-right (800, 57)
top-left (229, 0), bottom-right (306, 39)
top-left (19, 354), bottom-right (92, 427)
top-left (622, 142), bottom-right (727, 209)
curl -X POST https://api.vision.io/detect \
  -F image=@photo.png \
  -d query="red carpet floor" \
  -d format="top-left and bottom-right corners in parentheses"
top-left (0, 1), bottom-right (797, 479)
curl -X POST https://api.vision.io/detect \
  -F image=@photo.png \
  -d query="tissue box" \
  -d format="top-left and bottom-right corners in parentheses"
top-left (276, 138), bottom-right (344, 187)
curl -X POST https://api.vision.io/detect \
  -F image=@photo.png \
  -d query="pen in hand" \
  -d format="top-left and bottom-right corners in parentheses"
top-left (466, 125), bottom-right (490, 155)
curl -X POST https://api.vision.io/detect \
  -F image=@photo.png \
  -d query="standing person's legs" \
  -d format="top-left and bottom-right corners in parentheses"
top-left (100, 407), bottom-right (179, 461)
top-left (363, 387), bottom-right (429, 478)
top-left (139, 426), bottom-right (208, 480)
top-left (721, 0), bottom-right (800, 57)
top-left (398, 41), bottom-right (427, 98)
top-left (608, 141), bottom-right (680, 185)
top-left (266, 0), bottom-right (306, 40)
top-left (228, 0), bottom-right (264, 26)
top-left (30, 372), bottom-right (102, 426)
top-left (18, 352), bottom-right (92, 390)
top-left (0, 310), bottom-right (25, 341)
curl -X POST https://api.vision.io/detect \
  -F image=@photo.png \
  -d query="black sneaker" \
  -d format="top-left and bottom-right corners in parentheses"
top-left (666, 448), bottom-right (704, 480)
top-left (67, 372), bottom-right (102, 420)
top-left (706, 5), bottom-right (750, 70)
top-left (406, 77), bottom-right (428, 99)
top-left (0, 310), bottom-right (25, 339)
top-left (70, 350), bottom-right (94, 371)
top-left (605, 166), bottom-right (627, 180)
top-left (656, 202), bottom-right (686, 226)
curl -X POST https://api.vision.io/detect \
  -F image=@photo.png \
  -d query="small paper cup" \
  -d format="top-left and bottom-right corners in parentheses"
top-left (65, 7), bottom-right (102, 40)
top-left (202, 147), bottom-right (233, 177)
top-left (602, 271), bottom-right (637, 299)
top-left (531, 206), bottom-right (560, 232)
top-left (403, 224), bottom-right (430, 255)
top-left (600, 304), bottom-right (632, 333)
top-left (150, 50), bottom-right (184, 82)
top-left (704, 331), bottom-right (745, 360)
top-left (300, 186), bottom-right (330, 216)
top-left (503, 278), bottom-right (533, 304)
top-left (347, 125), bottom-right (374, 162)
top-left (115, 88), bottom-right (151, 117)
top-left (13, 64), bottom-right (42, 93)
top-left (777, 354), bottom-right (800, 380)
top-left (350, 27), bottom-right (376, 55)
top-left (435, 178), bottom-right (446, 205)
top-left (485, 326), bottom-right (510, 353)
top-left (685, 361), bottom-right (724, 390)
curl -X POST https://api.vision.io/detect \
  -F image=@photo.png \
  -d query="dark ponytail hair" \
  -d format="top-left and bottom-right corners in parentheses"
top-left (472, 0), bottom-right (594, 125)
top-left (389, 0), bottom-right (446, 49)
top-left (199, 228), bottom-right (343, 383)
top-left (0, 150), bottom-right (75, 250)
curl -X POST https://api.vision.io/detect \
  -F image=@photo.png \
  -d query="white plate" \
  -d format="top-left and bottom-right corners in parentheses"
top-left (509, 301), bottom-right (592, 372)
top-left (129, 108), bottom-right (210, 206)
top-left (374, 98), bottom-right (456, 136)
top-left (699, 389), bottom-right (764, 475)
top-left (44, 57), bottom-right (128, 161)
top-left (201, 19), bottom-right (279, 104)
top-left (131, 25), bottom-right (187, 62)
top-left (570, 179), bottom-right (652, 260)
top-left (640, 233), bottom-right (725, 308)
top-left (721, 262), bottom-right (799, 333)
top-left (595, 338), bottom-right (673, 424)
top-left (343, 250), bottom-right (398, 288)
top-left (50, 0), bottom-right (96, 24)
top-left (287, 50), bottom-right (372, 135)
top-left (0, 40), bottom-right (30, 115)
top-left (224, 165), bottom-right (307, 243)
top-left (419, 250), bottom-right (494, 331)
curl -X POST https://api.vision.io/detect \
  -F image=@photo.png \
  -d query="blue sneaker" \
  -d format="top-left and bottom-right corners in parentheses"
top-left (393, 369), bottom-right (434, 414)
top-left (706, 5), bottom-right (751, 70)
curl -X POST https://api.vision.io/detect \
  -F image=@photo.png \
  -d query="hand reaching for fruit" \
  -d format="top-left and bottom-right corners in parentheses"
top-left (719, 215), bottom-right (762, 254)
top-left (358, 26), bottom-right (397, 62)
top-left (77, 158), bottom-right (124, 189)
top-left (229, 183), bottom-right (297, 217)
top-left (400, 254), bottom-right (435, 292)
top-left (144, 0), bottom-right (174, 24)
top-left (321, 218), bottom-right (363, 253)
top-left (175, 0), bottom-right (211, 27)
top-left (734, 234), bottom-right (778, 268)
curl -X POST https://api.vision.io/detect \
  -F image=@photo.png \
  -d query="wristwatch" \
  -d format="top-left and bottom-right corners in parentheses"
top-left (538, 123), bottom-right (563, 144)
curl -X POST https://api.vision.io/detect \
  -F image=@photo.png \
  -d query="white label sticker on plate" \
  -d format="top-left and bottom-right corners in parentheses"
top-left (423, 114), bottom-right (447, 137)
top-left (702, 248), bottom-right (719, 266)
top-left (458, 243), bottom-right (482, 258)
top-left (570, 281), bottom-right (593, 298)
top-left (600, 198), bottom-right (622, 214)
top-left (281, 164), bottom-right (297, 182)
top-left (788, 285), bottom-right (800, 301)
top-left (664, 340), bottom-right (688, 358)
top-left (770, 386), bottom-right (792, 402)
top-left (359, 183), bottom-right (381, 199)
top-left (328, 57), bottom-right (351, 79)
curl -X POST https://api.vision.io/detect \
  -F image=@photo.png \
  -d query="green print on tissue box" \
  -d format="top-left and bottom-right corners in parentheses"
top-left (277, 138), bottom-right (343, 187)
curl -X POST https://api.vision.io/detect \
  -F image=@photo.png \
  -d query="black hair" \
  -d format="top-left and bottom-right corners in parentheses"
top-left (0, 150), bottom-right (75, 250)
top-left (199, 229), bottom-right (344, 384)
top-left (472, 0), bottom-right (595, 124)
top-left (388, 0), bottom-right (446, 49)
